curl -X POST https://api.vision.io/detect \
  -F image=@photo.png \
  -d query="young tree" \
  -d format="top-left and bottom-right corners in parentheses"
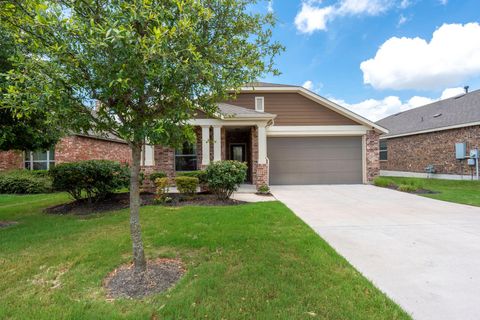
top-left (1, 0), bottom-right (282, 273)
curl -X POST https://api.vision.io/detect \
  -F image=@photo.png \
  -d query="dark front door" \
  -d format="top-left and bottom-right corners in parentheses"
top-left (230, 144), bottom-right (246, 162)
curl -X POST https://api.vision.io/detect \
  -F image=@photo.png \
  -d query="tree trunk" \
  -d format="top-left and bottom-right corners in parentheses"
top-left (130, 143), bottom-right (147, 273)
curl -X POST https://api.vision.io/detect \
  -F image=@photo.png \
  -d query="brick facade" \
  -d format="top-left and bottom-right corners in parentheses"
top-left (0, 135), bottom-right (131, 172)
top-left (55, 136), bottom-right (131, 164)
top-left (365, 130), bottom-right (380, 182)
top-left (250, 126), bottom-right (268, 188)
top-left (380, 125), bottom-right (480, 175)
top-left (0, 150), bottom-right (23, 171)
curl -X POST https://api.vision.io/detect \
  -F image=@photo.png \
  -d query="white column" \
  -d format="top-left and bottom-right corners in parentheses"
top-left (213, 125), bottom-right (222, 162)
top-left (201, 126), bottom-right (210, 166)
top-left (257, 124), bottom-right (267, 164)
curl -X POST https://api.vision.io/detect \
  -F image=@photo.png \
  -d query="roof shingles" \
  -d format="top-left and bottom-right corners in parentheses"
top-left (377, 89), bottom-right (480, 138)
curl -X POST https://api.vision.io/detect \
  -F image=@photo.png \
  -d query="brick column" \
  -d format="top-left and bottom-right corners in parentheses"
top-left (251, 126), bottom-right (269, 189)
top-left (365, 130), bottom-right (380, 182)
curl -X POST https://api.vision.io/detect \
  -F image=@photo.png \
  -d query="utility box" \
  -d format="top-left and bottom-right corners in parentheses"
top-left (455, 143), bottom-right (467, 159)
top-left (470, 149), bottom-right (479, 159)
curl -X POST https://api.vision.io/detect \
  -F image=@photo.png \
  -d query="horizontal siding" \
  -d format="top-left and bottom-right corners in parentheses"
top-left (226, 93), bottom-right (358, 126)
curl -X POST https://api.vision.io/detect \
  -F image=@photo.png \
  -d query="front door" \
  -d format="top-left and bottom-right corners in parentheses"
top-left (230, 144), bottom-right (246, 162)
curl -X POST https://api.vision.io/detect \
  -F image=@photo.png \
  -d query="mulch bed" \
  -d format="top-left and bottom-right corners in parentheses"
top-left (45, 192), bottom-right (245, 215)
top-left (385, 185), bottom-right (439, 195)
top-left (0, 221), bottom-right (18, 229)
top-left (103, 258), bottom-right (185, 299)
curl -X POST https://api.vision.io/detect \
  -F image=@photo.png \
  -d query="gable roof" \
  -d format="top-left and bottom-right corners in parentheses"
top-left (216, 103), bottom-right (276, 120)
top-left (238, 83), bottom-right (388, 133)
top-left (377, 89), bottom-right (480, 139)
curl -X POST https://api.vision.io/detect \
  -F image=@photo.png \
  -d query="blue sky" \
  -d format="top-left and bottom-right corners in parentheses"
top-left (254, 0), bottom-right (480, 120)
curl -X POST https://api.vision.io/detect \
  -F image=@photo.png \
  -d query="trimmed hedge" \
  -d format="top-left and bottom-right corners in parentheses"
top-left (49, 160), bottom-right (129, 201)
top-left (177, 170), bottom-right (207, 184)
top-left (175, 176), bottom-right (199, 195)
top-left (149, 171), bottom-right (167, 182)
top-left (206, 161), bottom-right (247, 200)
top-left (0, 170), bottom-right (52, 194)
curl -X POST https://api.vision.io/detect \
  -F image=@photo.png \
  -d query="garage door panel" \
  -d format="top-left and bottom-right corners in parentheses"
top-left (267, 136), bottom-right (363, 185)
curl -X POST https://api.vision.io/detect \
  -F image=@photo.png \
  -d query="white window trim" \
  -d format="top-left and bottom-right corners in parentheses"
top-left (174, 143), bottom-right (198, 172)
top-left (25, 150), bottom-right (55, 170)
top-left (255, 96), bottom-right (264, 112)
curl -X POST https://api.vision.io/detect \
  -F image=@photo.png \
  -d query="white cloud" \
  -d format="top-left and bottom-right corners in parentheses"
top-left (440, 87), bottom-right (465, 99)
top-left (397, 14), bottom-right (407, 27)
top-left (302, 80), bottom-right (324, 92)
top-left (267, 0), bottom-right (274, 13)
top-left (439, 0), bottom-right (447, 5)
top-left (331, 86), bottom-right (467, 121)
top-left (360, 23), bottom-right (480, 90)
top-left (295, 0), bottom-right (395, 33)
top-left (399, 0), bottom-right (411, 8)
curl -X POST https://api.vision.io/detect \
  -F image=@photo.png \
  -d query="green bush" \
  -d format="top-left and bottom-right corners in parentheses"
top-left (398, 184), bottom-right (418, 193)
top-left (257, 184), bottom-right (270, 194)
top-left (177, 170), bottom-right (207, 184)
top-left (149, 171), bottom-right (167, 182)
top-left (206, 160), bottom-right (247, 200)
top-left (0, 170), bottom-right (52, 194)
top-left (49, 160), bottom-right (129, 201)
top-left (175, 176), bottom-right (199, 195)
top-left (373, 177), bottom-right (396, 188)
top-left (154, 177), bottom-right (170, 203)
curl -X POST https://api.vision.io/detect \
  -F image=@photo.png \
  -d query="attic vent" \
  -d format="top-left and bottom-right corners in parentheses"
top-left (433, 113), bottom-right (442, 118)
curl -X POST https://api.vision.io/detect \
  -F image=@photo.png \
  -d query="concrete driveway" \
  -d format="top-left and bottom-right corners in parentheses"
top-left (271, 185), bottom-right (480, 320)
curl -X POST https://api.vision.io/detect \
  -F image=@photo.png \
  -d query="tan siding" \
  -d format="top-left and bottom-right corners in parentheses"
top-left (226, 93), bottom-right (358, 126)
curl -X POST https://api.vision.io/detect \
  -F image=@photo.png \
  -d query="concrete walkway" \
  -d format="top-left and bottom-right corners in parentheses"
top-left (271, 185), bottom-right (480, 320)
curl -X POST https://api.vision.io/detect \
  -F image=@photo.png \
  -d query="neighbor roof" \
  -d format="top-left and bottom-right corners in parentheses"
top-left (244, 81), bottom-right (299, 88)
top-left (377, 89), bottom-right (480, 138)
top-left (216, 103), bottom-right (276, 119)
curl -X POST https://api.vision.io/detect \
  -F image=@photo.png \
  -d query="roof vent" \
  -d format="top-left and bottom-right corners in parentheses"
top-left (433, 113), bottom-right (442, 118)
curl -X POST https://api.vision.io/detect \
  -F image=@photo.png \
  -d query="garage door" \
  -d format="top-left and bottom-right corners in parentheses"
top-left (267, 136), bottom-right (363, 185)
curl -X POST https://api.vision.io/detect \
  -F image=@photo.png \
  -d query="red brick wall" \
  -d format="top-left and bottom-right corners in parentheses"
top-left (250, 126), bottom-right (268, 188)
top-left (55, 136), bottom-right (131, 164)
top-left (366, 130), bottom-right (380, 182)
top-left (380, 126), bottom-right (480, 175)
top-left (0, 150), bottom-right (23, 171)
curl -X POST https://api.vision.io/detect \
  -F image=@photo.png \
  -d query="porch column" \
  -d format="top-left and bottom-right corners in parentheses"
top-left (201, 125), bottom-right (210, 166)
top-left (257, 124), bottom-right (267, 164)
top-left (213, 125), bottom-right (222, 162)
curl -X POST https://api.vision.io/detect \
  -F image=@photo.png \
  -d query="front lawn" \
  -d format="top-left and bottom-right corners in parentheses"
top-left (379, 176), bottom-right (480, 207)
top-left (0, 193), bottom-right (409, 320)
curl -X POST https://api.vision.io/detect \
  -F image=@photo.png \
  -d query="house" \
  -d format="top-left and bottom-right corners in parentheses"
top-left (142, 82), bottom-right (387, 188)
top-left (376, 88), bottom-right (480, 179)
top-left (0, 133), bottom-right (131, 171)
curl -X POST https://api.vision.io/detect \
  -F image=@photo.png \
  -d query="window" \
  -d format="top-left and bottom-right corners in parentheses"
top-left (24, 148), bottom-right (55, 170)
top-left (175, 142), bottom-right (197, 171)
top-left (255, 96), bottom-right (264, 112)
top-left (379, 140), bottom-right (388, 161)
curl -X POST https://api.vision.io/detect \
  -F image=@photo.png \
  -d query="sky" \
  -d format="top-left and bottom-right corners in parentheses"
top-left (254, 0), bottom-right (480, 121)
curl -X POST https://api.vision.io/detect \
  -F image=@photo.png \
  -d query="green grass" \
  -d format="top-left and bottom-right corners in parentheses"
top-left (380, 176), bottom-right (480, 207)
top-left (0, 193), bottom-right (409, 320)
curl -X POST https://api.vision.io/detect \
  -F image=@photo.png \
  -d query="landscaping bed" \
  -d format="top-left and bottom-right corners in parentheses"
top-left (45, 192), bottom-right (245, 215)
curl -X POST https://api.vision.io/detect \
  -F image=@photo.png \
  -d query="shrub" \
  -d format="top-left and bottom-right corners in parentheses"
top-left (398, 184), bottom-right (418, 193)
top-left (154, 177), bottom-right (170, 203)
top-left (206, 160), bottom-right (247, 200)
top-left (373, 177), bottom-right (395, 188)
top-left (177, 170), bottom-right (207, 184)
top-left (0, 170), bottom-right (52, 194)
top-left (257, 184), bottom-right (270, 194)
top-left (149, 171), bottom-right (167, 183)
top-left (49, 160), bottom-right (129, 201)
top-left (175, 176), bottom-right (199, 196)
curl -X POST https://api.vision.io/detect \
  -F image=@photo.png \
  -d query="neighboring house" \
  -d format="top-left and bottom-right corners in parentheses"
top-left (142, 82), bottom-right (386, 188)
top-left (376, 88), bottom-right (480, 179)
top-left (0, 133), bottom-right (131, 171)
